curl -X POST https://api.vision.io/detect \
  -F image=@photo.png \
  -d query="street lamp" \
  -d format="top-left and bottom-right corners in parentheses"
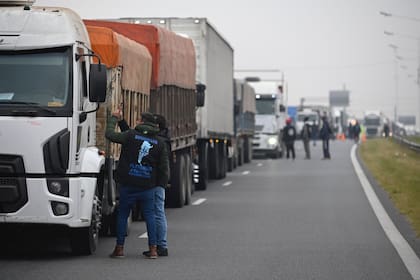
top-left (381, 11), bottom-right (420, 130)
top-left (379, 11), bottom-right (420, 23)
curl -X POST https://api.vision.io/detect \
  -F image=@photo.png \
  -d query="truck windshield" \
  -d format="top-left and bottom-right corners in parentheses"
top-left (0, 48), bottom-right (71, 114)
top-left (365, 118), bottom-right (380, 126)
top-left (297, 114), bottom-right (318, 122)
top-left (255, 98), bottom-right (275, 114)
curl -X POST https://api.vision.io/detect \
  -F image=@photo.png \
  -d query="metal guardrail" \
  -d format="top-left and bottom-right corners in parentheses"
top-left (393, 135), bottom-right (420, 153)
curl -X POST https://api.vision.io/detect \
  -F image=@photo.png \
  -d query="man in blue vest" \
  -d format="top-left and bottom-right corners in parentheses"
top-left (106, 111), bottom-right (169, 259)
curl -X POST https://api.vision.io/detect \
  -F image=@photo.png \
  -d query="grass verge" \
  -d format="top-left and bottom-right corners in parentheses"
top-left (359, 138), bottom-right (420, 236)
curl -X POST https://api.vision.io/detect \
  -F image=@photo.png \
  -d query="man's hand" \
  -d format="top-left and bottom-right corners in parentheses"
top-left (112, 109), bottom-right (122, 120)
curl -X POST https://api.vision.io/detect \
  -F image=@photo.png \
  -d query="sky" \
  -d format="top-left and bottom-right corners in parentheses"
top-left (35, 0), bottom-right (420, 125)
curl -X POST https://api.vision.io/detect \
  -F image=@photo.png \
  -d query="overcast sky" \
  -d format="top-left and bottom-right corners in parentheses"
top-left (36, 0), bottom-right (420, 123)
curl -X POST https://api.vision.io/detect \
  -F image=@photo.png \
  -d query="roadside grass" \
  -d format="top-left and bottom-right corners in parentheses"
top-left (359, 138), bottom-right (420, 236)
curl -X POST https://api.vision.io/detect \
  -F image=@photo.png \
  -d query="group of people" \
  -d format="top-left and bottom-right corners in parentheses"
top-left (105, 108), bottom-right (171, 259)
top-left (282, 115), bottom-right (333, 160)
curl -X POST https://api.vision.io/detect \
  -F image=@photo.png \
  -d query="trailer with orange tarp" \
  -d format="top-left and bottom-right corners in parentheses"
top-left (85, 20), bottom-right (200, 208)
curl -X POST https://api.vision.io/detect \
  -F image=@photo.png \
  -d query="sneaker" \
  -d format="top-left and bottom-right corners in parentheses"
top-left (143, 246), bottom-right (168, 257)
top-left (109, 245), bottom-right (125, 258)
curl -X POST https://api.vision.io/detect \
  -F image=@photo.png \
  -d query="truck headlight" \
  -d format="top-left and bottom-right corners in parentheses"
top-left (267, 137), bottom-right (278, 146)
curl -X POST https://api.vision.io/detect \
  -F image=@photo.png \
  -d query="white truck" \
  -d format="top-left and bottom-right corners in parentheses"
top-left (117, 17), bottom-right (234, 190)
top-left (363, 110), bottom-right (383, 138)
top-left (295, 109), bottom-right (320, 138)
top-left (0, 1), bottom-right (118, 255)
top-left (249, 81), bottom-right (286, 158)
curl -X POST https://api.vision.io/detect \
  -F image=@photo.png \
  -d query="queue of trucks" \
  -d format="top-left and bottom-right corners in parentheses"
top-left (0, 1), bottom-right (278, 255)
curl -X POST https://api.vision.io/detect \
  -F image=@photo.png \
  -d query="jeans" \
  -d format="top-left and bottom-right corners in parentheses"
top-left (155, 187), bottom-right (167, 248)
top-left (116, 185), bottom-right (158, 246)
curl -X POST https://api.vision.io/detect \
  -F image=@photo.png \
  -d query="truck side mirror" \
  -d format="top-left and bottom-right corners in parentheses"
top-left (89, 63), bottom-right (107, 103)
top-left (196, 83), bottom-right (206, 107)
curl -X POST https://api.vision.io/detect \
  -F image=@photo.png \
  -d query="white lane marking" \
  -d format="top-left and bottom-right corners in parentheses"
top-left (138, 232), bottom-right (148, 239)
top-left (242, 171), bottom-right (250, 175)
top-left (351, 145), bottom-right (420, 279)
top-left (192, 198), bottom-right (207, 205)
top-left (257, 163), bottom-right (263, 167)
top-left (223, 181), bottom-right (232, 187)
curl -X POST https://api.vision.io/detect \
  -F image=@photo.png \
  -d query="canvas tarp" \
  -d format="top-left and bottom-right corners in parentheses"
top-left (86, 25), bottom-right (152, 94)
top-left (84, 20), bottom-right (196, 90)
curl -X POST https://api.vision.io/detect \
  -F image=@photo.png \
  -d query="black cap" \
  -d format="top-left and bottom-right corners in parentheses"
top-left (154, 114), bottom-right (167, 129)
top-left (141, 112), bottom-right (157, 124)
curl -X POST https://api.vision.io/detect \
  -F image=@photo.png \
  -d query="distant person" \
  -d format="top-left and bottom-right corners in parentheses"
top-left (301, 116), bottom-right (312, 159)
top-left (282, 117), bottom-right (297, 159)
top-left (353, 120), bottom-right (361, 143)
top-left (106, 110), bottom-right (169, 259)
top-left (319, 116), bottom-right (332, 159)
top-left (383, 123), bottom-right (390, 138)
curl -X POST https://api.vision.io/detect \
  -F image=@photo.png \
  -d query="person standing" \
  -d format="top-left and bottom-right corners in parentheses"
top-left (353, 120), bottom-right (361, 144)
top-left (301, 116), bottom-right (312, 159)
top-left (106, 111), bottom-right (169, 259)
top-left (142, 114), bottom-right (170, 258)
top-left (319, 115), bottom-right (332, 159)
top-left (117, 113), bottom-right (171, 257)
top-left (282, 117), bottom-right (297, 159)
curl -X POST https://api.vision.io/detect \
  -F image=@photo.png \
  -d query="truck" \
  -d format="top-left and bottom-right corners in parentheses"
top-left (0, 1), bottom-right (200, 256)
top-left (233, 79), bottom-right (256, 168)
top-left (115, 17), bottom-right (235, 190)
top-left (249, 81), bottom-right (286, 158)
top-left (0, 1), bottom-right (109, 254)
top-left (363, 110), bottom-right (383, 138)
top-left (295, 109), bottom-right (320, 138)
top-left (83, 19), bottom-right (200, 208)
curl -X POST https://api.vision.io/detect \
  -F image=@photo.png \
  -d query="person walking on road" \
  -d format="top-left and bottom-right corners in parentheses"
top-left (301, 116), bottom-right (312, 159)
top-left (282, 117), bottom-right (297, 159)
top-left (319, 115), bottom-right (332, 159)
top-left (106, 111), bottom-right (169, 259)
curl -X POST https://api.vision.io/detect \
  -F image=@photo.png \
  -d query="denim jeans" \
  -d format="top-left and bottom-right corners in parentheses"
top-left (155, 187), bottom-right (167, 248)
top-left (116, 185), bottom-right (158, 246)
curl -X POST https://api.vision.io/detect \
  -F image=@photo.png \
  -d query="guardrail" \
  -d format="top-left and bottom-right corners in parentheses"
top-left (393, 135), bottom-right (420, 153)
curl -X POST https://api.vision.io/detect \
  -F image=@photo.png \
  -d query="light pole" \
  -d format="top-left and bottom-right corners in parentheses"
top-left (389, 44), bottom-right (399, 123)
top-left (381, 11), bottom-right (420, 131)
top-left (384, 30), bottom-right (420, 130)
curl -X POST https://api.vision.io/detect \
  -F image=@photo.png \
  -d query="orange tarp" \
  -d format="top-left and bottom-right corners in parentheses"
top-left (84, 20), bottom-right (196, 90)
top-left (86, 25), bottom-right (152, 94)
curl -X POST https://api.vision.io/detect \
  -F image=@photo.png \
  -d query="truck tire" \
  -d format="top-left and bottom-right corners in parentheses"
top-left (70, 195), bottom-right (101, 255)
top-left (209, 142), bottom-right (219, 179)
top-left (184, 153), bottom-right (192, 205)
top-left (167, 153), bottom-right (186, 208)
top-left (196, 142), bottom-right (208, 190)
top-left (244, 137), bottom-right (251, 163)
top-left (218, 142), bottom-right (227, 179)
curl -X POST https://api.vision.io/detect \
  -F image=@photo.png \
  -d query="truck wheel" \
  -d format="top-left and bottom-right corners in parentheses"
top-left (196, 142), bottom-right (208, 190)
top-left (184, 153), bottom-right (192, 205)
top-left (70, 195), bottom-right (101, 255)
top-left (168, 153), bottom-right (186, 208)
top-left (218, 143), bottom-right (227, 179)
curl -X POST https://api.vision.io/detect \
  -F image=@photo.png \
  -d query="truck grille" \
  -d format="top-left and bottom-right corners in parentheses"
top-left (0, 155), bottom-right (28, 213)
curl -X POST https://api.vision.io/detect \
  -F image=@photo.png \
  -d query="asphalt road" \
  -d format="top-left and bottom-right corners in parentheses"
top-left (0, 140), bottom-right (417, 280)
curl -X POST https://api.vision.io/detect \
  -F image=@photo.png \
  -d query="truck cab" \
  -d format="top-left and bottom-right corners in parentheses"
top-left (249, 81), bottom-right (286, 158)
top-left (0, 1), bottom-right (107, 254)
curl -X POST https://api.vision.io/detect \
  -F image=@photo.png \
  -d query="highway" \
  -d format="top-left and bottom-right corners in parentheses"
top-left (1, 140), bottom-right (419, 280)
